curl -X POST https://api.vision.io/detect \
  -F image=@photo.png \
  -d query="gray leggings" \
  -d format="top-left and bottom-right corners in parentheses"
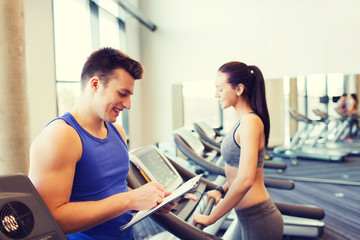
top-left (229, 198), bottom-right (283, 240)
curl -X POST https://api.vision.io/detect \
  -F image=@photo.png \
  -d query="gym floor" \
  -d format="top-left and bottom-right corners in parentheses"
top-left (266, 156), bottom-right (360, 240)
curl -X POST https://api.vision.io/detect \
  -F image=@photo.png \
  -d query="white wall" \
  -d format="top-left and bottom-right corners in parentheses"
top-left (21, 0), bottom-right (360, 147)
top-left (137, 0), bottom-right (360, 145)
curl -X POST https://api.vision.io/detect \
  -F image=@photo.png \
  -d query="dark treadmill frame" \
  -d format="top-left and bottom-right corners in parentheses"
top-left (127, 146), bottom-right (326, 239)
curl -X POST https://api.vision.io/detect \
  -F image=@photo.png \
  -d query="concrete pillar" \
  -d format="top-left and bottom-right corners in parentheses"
top-left (0, 0), bottom-right (30, 175)
top-left (289, 77), bottom-right (298, 138)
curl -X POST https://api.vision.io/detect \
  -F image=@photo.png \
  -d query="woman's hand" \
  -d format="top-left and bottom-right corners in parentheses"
top-left (207, 189), bottom-right (222, 205)
top-left (193, 214), bottom-right (212, 227)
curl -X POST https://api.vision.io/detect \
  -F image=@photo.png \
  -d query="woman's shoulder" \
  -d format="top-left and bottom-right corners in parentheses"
top-left (239, 113), bottom-right (263, 131)
top-left (241, 113), bottom-right (262, 124)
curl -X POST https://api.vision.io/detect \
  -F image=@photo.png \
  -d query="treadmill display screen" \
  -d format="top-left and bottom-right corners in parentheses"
top-left (138, 150), bottom-right (179, 189)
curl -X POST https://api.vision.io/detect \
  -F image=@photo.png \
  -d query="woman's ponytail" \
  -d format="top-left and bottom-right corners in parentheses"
top-left (248, 65), bottom-right (270, 147)
top-left (218, 62), bottom-right (271, 147)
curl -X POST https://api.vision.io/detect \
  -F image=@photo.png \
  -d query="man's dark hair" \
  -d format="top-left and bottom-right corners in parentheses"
top-left (80, 47), bottom-right (144, 89)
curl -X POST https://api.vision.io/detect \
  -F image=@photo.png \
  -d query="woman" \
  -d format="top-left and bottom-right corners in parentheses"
top-left (347, 93), bottom-right (359, 138)
top-left (193, 62), bottom-right (283, 240)
top-left (337, 93), bottom-right (347, 110)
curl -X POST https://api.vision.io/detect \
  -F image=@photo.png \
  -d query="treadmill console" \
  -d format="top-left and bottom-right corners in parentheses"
top-left (196, 121), bottom-right (216, 138)
top-left (128, 145), bottom-right (206, 221)
top-left (129, 145), bottom-right (183, 192)
top-left (174, 128), bottom-right (205, 156)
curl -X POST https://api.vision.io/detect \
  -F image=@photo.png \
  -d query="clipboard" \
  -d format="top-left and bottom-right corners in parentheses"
top-left (120, 174), bottom-right (203, 232)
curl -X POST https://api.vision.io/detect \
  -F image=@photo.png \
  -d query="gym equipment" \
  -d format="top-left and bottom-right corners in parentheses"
top-left (127, 145), bottom-right (223, 240)
top-left (172, 127), bottom-right (292, 190)
top-left (127, 145), bottom-right (325, 239)
top-left (194, 121), bottom-right (275, 161)
top-left (273, 108), bottom-right (349, 162)
top-left (310, 108), bottom-right (360, 155)
top-left (331, 107), bottom-right (360, 142)
top-left (173, 127), bottom-right (225, 175)
top-left (193, 121), bottom-right (224, 148)
top-left (0, 174), bottom-right (67, 240)
top-left (171, 128), bottom-right (326, 238)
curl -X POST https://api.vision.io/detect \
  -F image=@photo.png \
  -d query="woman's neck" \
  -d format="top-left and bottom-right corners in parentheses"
top-left (234, 103), bottom-right (254, 120)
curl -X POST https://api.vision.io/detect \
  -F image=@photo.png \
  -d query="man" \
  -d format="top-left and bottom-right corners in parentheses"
top-left (29, 48), bottom-right (170, 239)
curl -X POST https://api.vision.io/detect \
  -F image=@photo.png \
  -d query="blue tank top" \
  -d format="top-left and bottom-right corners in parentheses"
top-left (51, 113), bottom-right (133, 240)
top-left (221, 118), bottom-right (265, 168)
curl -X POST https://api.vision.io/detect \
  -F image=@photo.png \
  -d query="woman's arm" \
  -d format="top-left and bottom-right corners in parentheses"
top-left (193, 115), bottom-right (263, 226)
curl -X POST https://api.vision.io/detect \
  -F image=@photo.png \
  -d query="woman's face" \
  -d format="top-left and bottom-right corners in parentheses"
top-left (215, 71), bottom-right (238, 109)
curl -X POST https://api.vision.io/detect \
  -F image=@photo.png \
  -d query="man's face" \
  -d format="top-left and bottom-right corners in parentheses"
top-left (96, 68), bottom-right (135, 123)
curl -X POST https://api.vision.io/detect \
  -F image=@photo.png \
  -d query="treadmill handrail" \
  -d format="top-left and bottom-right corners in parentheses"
top-left (174, 134), bottom-right (225, 176)
top-left (195, 197), bottom-right (216, 230)
top-left (264, 178), bottom-right (294, 190)
top-left (174, 134), bottom-right (294, 189)
top-left (275, 202), bottom-right (325, 220)
top-left (193, 122), bottom-right (222, 148)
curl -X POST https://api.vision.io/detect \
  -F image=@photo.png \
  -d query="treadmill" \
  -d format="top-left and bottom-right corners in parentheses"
top-left (331, 107), bottom-right (360, 143)
top-left (193, 121), bottom-right (274, 161)
top-left (127, 145), bottom-right (225, 240)
top-left (193, 121), bottom-right (224, 148)
top-left (273, 107), bottom-right (349, 162)
top-left (127, 145), bottom-right (326, 239)
top-left (310, 109), bottom-right (360, 155)
top-left (172, 127), bottom-right (291, 186)
top-left (171, 129), bottom-right (327, 238)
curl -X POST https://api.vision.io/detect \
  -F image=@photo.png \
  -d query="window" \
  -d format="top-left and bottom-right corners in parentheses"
top-left (53, 0), bottom-right (127, 126)
top-left (53, 0), bottom-right (92, 115)
top-left (307, 74), bottom-right (326, 119)
top-left (296, 75), bottom-right (306, 115)
top-left (327, 73), bottom-right (345, 117)
top-left (283, 76), bottom-right (291, 144)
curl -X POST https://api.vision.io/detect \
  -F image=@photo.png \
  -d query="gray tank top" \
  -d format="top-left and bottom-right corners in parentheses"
top-left (220, 117), bottom-right (266, 168)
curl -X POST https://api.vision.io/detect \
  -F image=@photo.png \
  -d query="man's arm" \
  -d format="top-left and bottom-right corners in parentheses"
top-left (113, 123), bottom-right (175, 214)
top-left (29, 120), bottom-right (167, 234)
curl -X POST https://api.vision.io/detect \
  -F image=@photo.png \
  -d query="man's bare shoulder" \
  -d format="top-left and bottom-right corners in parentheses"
top-left (32, 119), bottom-right (79, 146)
top-left (112, 122), bottom-right (127, 143)
top-left (30, 119), bottom-right (82, 167)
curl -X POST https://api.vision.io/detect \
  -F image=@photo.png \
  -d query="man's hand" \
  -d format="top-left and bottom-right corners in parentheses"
top-left (130, 182), bottom-right (166, 210)
top-left (155, 191), bottom-right (175, 214)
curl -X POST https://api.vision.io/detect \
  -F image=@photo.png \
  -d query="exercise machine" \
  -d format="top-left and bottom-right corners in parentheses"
top-left (127, 145), bottom-right (226, 240)
top-left (127, 145), bottom-right (325, 239)
top-left (171, 128), bottom-right (326, 238)
top-left (173, 127), bottom-right (225, 175)
top-left (173, 128), bottom-right (290, 181)
top-left (310, 108), bottom-right (360, 155)
top-left (0, 174), bottom-right (67, 240)
top-left (273, 108), bottom-right (349, 162)
top-left (193, 121), bottom-right (274, 161)
top-left (193, 121), bottom-right (224, 148)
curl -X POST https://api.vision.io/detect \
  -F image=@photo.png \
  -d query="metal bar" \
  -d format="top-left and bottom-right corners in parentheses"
top-left (113, 0), bottom-right (156, 31)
